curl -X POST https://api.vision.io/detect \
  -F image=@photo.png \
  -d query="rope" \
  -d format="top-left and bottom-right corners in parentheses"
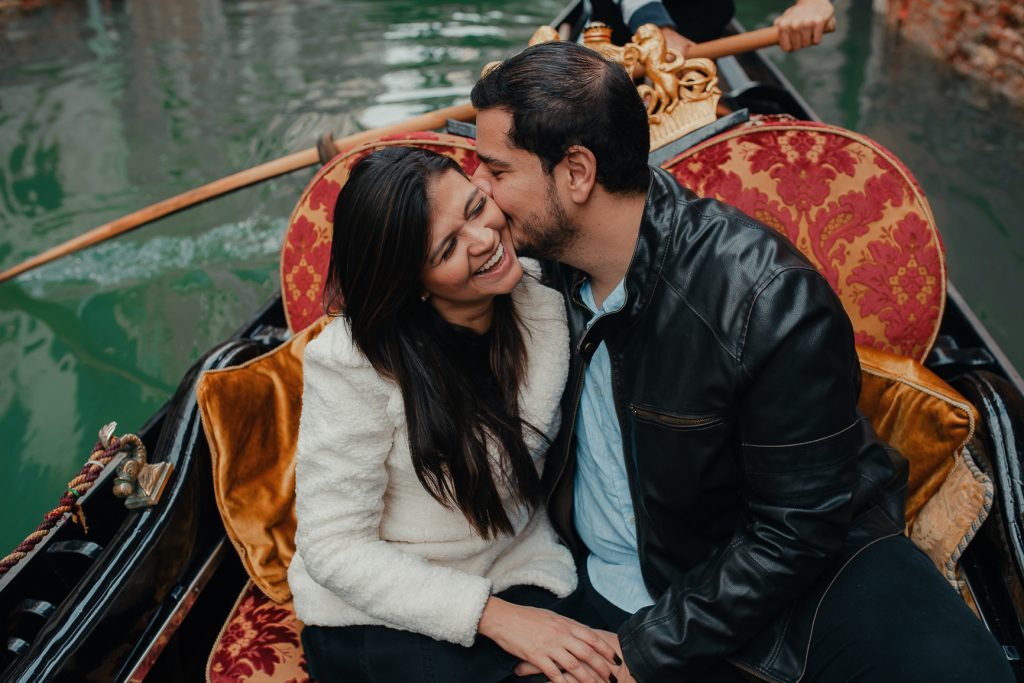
top-left (0, 432), bottom-right (145, 576)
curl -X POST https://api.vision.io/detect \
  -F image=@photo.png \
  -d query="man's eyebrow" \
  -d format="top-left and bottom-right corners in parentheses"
top-left (477, 152), bottom-right (511, 168)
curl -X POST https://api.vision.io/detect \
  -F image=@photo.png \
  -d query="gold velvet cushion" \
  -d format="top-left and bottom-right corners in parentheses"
top-left (856, 345), bottom-right (994, 583)
top-left (197, 317), bottom-right (329, 603)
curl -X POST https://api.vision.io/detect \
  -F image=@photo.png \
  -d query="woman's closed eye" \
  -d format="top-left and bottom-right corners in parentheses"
top-left (470, 196), bottom-right (486, 218)
top-left (441, 237), bottom-right (457, 261)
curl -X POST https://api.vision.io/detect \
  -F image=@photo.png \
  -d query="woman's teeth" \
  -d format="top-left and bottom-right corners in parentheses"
top-left (475, 243), bottom-right (504, 275)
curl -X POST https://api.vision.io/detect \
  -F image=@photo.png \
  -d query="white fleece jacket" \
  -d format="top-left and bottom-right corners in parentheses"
top-left (288, 270), bottom-right (576, 647)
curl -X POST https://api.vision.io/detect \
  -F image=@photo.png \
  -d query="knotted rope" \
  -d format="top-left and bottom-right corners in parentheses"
top-left (0, 431), bottom-right (144, 576)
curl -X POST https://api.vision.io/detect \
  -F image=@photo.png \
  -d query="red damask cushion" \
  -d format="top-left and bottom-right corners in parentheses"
top-left (207, 581), bottom-right (308, 683)
top-left (662, 119), bottom-right (946, 362)
top-left (281, 132), bottom-right (479, 333)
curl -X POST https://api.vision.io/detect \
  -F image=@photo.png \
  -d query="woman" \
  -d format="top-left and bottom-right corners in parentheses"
top-left (288, 147), bottom-right (619, 683)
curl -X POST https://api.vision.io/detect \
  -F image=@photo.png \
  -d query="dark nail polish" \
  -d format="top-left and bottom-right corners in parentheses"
top-left (610, 675), bottom-right (618, 683)
top-left (613, 654), bottom-right (623, 666)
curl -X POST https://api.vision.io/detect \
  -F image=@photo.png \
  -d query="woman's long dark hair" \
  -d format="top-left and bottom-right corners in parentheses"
top-left (323, 146), bottom-right (542, 539)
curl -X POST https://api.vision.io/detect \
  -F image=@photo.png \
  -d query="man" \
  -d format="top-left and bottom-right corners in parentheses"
top-left (469, 41), bottom-right (1012, 683)
top-left (589, 0), bottom-right (835, 54)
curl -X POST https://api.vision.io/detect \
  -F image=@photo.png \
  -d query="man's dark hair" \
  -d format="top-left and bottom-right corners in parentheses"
top-left (471, 41), bottom-right (650, 195)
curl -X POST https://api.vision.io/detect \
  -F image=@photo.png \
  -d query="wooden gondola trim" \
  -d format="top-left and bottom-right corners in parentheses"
top-left (0, 429), bottom-right (142, 576)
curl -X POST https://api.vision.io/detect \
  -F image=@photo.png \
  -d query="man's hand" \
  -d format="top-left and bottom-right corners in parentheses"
top-left (774, 0), bottom-right (834, 52)
top-left (513, 629), bottom-right (637, 683)
top-left (479, 597), bottom-right (620, 683)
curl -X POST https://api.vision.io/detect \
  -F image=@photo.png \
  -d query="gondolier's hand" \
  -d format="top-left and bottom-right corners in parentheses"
top-left (774, 0), bottom-right (835, 52)
top-left (479, 597), bottom-right (619, 683)
top-left (660, 26), bottom-right (696, 60)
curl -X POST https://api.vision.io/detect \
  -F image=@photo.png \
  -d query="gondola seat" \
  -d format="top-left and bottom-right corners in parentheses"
top-left (198, 128), bottom-right (988, 682)
top-left (206, 580), bottom-right (308, 683)
top-left (663, 117), bottom-right (945, 363)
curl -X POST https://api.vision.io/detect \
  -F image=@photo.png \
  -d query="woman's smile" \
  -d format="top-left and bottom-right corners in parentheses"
top-left (474, 243), bottom-right (506, 277)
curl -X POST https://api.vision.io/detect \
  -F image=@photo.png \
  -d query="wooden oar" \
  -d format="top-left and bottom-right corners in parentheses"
top-left (0, 102), bottom-right (476, 284)
top-left (687, 19), bottom-right (837, 60)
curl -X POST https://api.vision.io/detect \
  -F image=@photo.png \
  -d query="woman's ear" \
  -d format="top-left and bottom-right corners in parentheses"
top-left (560, 145), bottom-right (597, 204)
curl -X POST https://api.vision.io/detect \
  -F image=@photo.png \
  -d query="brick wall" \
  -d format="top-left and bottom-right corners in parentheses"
top-left (878, 0), bottom-right (1024, 102)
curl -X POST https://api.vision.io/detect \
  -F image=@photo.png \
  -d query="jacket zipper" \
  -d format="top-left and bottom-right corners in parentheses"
top-left (545, 286), bottom-right (595, 539)
top-left (728, 658), bottom-right (780, 683)
top-left (629, 405), bottom-right (722, 429)
top-left (608, 346), bottom-right (655, 595)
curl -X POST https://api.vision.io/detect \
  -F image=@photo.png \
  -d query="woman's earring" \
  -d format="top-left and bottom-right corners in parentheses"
top-left (420, 293), bottom-right (429, 302)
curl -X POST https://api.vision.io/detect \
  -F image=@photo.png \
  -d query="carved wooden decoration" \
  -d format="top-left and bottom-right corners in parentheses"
top-left (524, 22), bottom-right (721, 152)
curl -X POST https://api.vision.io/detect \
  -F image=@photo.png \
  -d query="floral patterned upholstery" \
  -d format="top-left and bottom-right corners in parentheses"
top-left (280, 132), bottom-right (479, 333)
top-left (207, 580), bottom-right (308, 683)
top-left (662, 118), bottom-right (946, 362)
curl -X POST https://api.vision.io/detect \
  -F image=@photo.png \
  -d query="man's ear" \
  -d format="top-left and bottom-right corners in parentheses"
top-left (560, 145), bottom-right (597, 204)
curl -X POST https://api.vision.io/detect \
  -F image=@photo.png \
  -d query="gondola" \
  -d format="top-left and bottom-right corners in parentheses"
top-left (2, 2), bottom-right (1023, 681)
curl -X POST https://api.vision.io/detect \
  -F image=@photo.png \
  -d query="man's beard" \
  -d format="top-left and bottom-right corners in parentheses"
top-left (514, 179), bottom-right (578, 261)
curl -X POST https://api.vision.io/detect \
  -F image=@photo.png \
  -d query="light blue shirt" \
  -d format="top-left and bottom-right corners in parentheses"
top-left (573, 279), bottom-right (654, 614)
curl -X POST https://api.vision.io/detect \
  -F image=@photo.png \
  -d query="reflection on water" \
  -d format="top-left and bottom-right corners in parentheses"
top-left (0, 0), bottom-right (563, 551)
top-left (737, 0), bottom-right (1024, 365)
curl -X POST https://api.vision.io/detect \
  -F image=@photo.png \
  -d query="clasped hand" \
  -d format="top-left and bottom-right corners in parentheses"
top-left (478, 597), bottom-right (636, 682)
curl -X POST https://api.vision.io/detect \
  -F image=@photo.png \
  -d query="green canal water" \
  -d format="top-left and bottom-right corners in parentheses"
top-left (1, 0), bottom-right (1022, 552)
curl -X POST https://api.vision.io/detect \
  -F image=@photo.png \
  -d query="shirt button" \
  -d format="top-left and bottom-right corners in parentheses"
top-left (628, 514), bottom-right (635, 525)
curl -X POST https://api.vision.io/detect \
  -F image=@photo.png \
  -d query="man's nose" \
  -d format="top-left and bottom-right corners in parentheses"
top-left (470, 168), bottom-right (492, 196)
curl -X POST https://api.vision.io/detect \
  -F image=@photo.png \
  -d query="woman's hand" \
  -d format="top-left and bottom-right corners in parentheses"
top-left (513, 628), bottom-right (637, 683)
top-left (478, 597), bottom-right (620, 682)
top-left (594, 630), bottom-right (637, 683)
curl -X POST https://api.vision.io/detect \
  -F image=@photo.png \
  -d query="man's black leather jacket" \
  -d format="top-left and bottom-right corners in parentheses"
top-left (540, 168), bottom-right (909, 683)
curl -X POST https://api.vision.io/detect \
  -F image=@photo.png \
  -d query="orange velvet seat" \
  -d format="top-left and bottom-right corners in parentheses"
top-left (661, 117), bottom-right (946, 362)
top-left (857, 345), bottom-right (992, 587)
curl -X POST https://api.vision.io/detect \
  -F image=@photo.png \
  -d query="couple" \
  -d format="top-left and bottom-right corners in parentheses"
top-left (287, 42), bottom-right (1011, 683)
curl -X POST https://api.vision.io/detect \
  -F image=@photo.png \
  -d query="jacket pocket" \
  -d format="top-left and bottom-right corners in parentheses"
top-left (627, 403), bottom-right (737, 536)
top-left (629, 404), bottom-right (724, 431)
